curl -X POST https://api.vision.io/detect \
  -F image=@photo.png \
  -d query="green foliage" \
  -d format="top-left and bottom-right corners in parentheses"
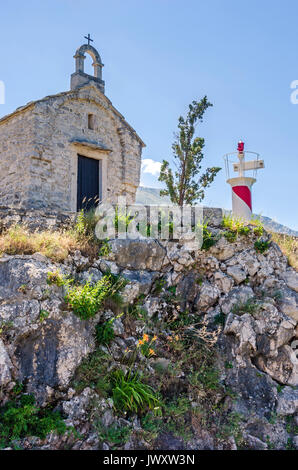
top-left (0, 394), bottom-right (67, 448)
top-left (232, 297), bottom-right (259, 316)
top-left (75, 208), bottom-right (99, 238)
top-left (114, 206), bottom-right (135, 234)
top-left (189, 364), bottom-right (220, 391)
top-left (238, 226), bottom-right (250, 236)
top-left (111, 370), bottom-right (161, 415)
top-left (96, 320), bottom-right (115, 346)
top-left (65, 273), bottom-right (126, 320)
top-left (153, 278), bottom-right (166, 294)
top-left (163, 397), bottom-right (193, 440)
top-left (126, 297), bottom-right (147, 320)
top-left (224, 230), bottom-right (237, 243)
top-left (46, 270), bottom-right (66, 287)
top-left (218, 412), bottom-right (243, 444)
top-left (95, 314), bottom-right (123, 346)
top-left (222, 214), bottom-right (245, 231)
top-left (214, 311), bottom-right (226, 327)
top-left (222, 214), bottom-right (250, 238)
top-left (158, 97), bottom-right (221, 206)
top-left (98, 238), bottom-right (111, 257)
top-left (225, 361), bottom-right (233, 369)
top-left (200, 222), bottom-right (217, 250)
top-left (141, 413), bottom-right (163, 442)
top-left (39, 309), bottom-right (49, 323)
top-left (0, 321), bottom-right (14, 335)
top-left (251, 218), bottom-right (264, 237)
top-left (254, 239), bottom-right (270, 253)
top-left (96, 422), bottom-right (131, 448)
top-left (72, 350), bottom-right (111, 396)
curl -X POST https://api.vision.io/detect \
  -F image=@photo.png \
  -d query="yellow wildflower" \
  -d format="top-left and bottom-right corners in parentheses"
top-left (143, 334), bottom-right (149, 342)
top-left (149, 348), bottom-right (156, 356)
top-left (152, 335), bottom-right (157, 342)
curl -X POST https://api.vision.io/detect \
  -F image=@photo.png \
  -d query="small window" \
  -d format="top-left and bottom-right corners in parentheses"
top-left (88, 114), bottom-right (95, 130)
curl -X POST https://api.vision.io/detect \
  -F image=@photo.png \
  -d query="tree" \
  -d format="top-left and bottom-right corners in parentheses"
top-left (158, 96), bottom-right (221, 206)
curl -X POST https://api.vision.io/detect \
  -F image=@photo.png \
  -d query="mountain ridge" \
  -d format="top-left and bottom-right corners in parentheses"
top-left (136, 186), bottom-right (298, 237)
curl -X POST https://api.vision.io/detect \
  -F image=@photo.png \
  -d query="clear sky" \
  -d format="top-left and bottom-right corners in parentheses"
top-left (0, 0), bottom-right (298, 230)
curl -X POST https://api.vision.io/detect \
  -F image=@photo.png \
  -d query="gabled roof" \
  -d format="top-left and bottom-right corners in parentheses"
top-left (0, 85), bottom-right (146, 147)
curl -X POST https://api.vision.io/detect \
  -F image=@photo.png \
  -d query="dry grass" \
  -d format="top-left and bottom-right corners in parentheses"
top-left (0, 225), bottom-right (99, 262)
top-left (271, 232), bottom-right (298, 270)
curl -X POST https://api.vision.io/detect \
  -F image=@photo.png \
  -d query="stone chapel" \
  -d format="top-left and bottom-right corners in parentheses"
top-left (0, 41), bottom-right (145, 212)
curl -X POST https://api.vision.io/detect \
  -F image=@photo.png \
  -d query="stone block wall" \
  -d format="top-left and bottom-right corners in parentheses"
top-left (0, 86), bottom-right (144, 211)
top-left (0, 106), bottom-right (36, 208)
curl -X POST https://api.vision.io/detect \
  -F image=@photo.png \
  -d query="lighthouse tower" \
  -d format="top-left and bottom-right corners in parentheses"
top-left (224, 141), bottom-right (264, 220)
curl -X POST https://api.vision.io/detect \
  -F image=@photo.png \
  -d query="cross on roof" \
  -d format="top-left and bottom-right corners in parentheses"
top-left (84, 34), bottom-right (93, 45)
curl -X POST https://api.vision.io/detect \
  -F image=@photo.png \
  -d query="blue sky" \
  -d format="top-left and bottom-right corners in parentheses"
top-left (0, 0), bottom-right (298, 230)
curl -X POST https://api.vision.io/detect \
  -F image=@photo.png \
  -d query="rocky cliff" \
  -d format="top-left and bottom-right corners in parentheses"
top-left (0, 214), bottom-right (297, 450)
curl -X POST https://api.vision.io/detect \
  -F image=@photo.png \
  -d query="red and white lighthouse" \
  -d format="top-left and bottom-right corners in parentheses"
top-left (224, 141), bottom-right (264, 220)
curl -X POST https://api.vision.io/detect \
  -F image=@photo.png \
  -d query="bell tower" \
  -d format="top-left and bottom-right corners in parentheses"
top-left (71, 35), bottom-right (105, 93)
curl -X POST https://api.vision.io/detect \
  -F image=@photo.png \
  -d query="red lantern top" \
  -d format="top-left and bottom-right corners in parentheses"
top-left (237, 141), bottom-right (244, 152)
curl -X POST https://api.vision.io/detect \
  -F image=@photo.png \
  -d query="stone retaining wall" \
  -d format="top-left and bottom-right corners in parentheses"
top-left (0, 206), bottom-right (223, 233)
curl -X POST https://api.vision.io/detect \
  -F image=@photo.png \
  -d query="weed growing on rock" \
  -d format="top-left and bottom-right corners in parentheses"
top-left (224, 230), bottom-right (237, 243)
top-left (39, 309), bottom-right (49, 323)
top-left (72, 350), bottom-right (112, 396)
top-left (96, 422), bottom-right (131, 448)
top-left (46, 270), bottom-right (68, 287)
top-left (111, 370), bottom-right (161, 415)
top-left (98, 238), bottom-right (111, 257)
top-left (0, 394), bottom-right (68, 448)
top-left (199, 221), bottom-right (217, 250)
top-left (254, 239), bottom-right (270, 253)
top-left (231, 297), bottom-right (259, 316)
top-left (65, 273), bottom-right (126, 319)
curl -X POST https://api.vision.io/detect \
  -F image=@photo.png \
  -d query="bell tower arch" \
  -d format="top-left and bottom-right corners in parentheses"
top-left (70, 38), bottom-right (105, 93)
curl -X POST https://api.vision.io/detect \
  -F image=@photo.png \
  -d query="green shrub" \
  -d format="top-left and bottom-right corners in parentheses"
top-left (75, 208), bottom-right (99, 238)
top-left (111, 370), bottom-right (161, 415)
top-left (39, 309), bottom-right (49, 323)
top-left (96, 317), bottom-right (117, 346)
top-left (65, 274), bottom-right (126, 320)
top-left (72, 350), bottom-right (111, 396)
top-left (232, 297), bottom-right (259, 316)
top-left (0, 394), bottom-right (67, 448)
top-left (254, 239), bottom-right (270, 253)
top-left (153, 278), bottom-right (166, 294)
top-left (98, 238), bottom-right (111, 257)
top-left (46, 270), bottom-right (66, 287)
top-left (96, 422), bottom-right (131, 447)
top-left (222, 214), bottom-right (245, 231)
top-left (238, 226), bottom-right (250, 236)
top-left (224, 230), bottom-right (237, 243)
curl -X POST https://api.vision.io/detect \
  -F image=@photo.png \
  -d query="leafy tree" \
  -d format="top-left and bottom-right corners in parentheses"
top-left (158, 96), bottom-right (221, 206)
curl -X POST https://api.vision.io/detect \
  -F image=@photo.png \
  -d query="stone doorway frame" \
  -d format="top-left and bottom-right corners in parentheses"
top-left (69, 141), bottom-right (111, 212)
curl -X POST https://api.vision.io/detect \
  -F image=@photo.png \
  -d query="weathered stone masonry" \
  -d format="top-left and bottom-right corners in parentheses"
top-left (0, 43), bottom-right (145, 211)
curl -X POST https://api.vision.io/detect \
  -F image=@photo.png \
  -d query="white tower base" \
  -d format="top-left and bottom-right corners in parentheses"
top-left (227, 176), bottom-right (256, 220)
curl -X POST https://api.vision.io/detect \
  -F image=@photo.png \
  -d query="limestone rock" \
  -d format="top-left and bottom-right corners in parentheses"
top-left (220, 286), bottom-right (254, 315)
top-left (224, 313), bottom-right (257, 355)
top-left (214, 271), bottom-right (234, 294)
top-left (0, 339), bottom-right (13, 386)
top-left (256, 345), bottom-right (298, 386)
top-left (195, 281), bottom-right (220, 311)
top-left (281, 269), bottom-right (298, 293)
top-left (108, 239), bottom-right (166, 271)
top-left (227, 265), bottom-right (247, 284)
top-left (278, 287), bottom-right (298, 322)
top-left (276, 386), bottom-right (298, 415)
